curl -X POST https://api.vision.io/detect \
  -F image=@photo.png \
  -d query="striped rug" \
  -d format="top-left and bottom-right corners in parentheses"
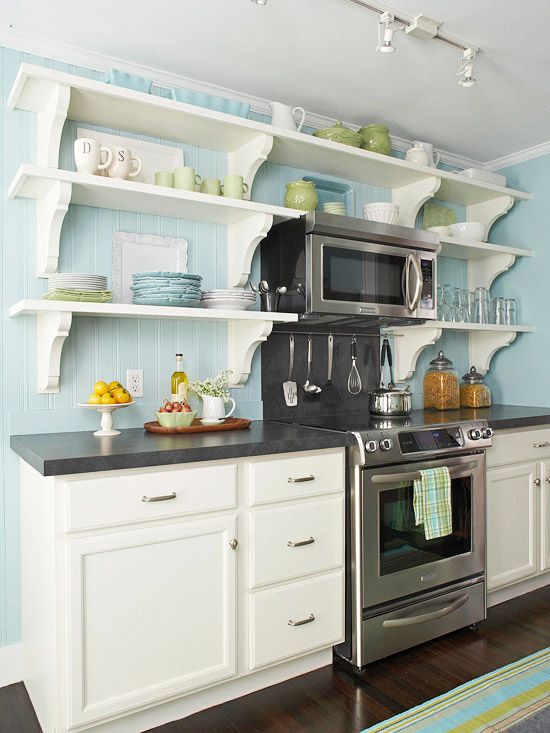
top-left (363, 647), bottom-right (550, 732)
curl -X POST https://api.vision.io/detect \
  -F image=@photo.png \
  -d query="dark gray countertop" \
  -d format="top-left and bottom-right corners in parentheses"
top-left (10, 420), bottom-right (354, 477)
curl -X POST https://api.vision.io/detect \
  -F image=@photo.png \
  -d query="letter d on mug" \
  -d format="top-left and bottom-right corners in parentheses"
top-left (74, 138), bottom-right (113, 174)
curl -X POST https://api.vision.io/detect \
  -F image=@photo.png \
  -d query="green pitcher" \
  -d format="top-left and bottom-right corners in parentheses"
top-left (358, 124), bottom-right (392, 155)
top-left (284, 180), bottom-right (318, 211)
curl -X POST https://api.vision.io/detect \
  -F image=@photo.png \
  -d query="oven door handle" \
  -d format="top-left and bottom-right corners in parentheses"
top-left (382, 593), bottom-right (469, 628)
top-left (371, 460), bottom-right (478, 484)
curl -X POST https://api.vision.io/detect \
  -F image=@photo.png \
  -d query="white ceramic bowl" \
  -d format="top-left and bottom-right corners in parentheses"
top-left (449, 221), bottom-right (486, 242)
top-left (363, 203), bottom-right (399, 225)
top-left (428, 226), bottom-right (450, 236)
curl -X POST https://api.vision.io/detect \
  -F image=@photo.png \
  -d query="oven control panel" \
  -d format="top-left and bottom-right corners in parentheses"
top-left (399, 426), bottom-right (464, 454)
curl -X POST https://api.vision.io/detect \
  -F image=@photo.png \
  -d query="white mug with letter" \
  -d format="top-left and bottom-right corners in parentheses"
top-left (74, 138), bottom-right (113, 174)
top-left (106, 147), bottom-right (143, 180)
top-left (270, 101), bottom-right (306, 132)
top-left (200, 395), bottom-right (236, 424)
top-left (412, 140), bottom-right (440, 167)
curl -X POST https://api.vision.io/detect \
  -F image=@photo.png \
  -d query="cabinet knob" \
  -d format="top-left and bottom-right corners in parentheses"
top-left (229, 538), bottom-right (239, 550)
top-left (534, 478), bottom-right (541, 487)
top-left (546, 476), bottom-right (550, 484)
top-left (533, 442), bottom-right (550, 448)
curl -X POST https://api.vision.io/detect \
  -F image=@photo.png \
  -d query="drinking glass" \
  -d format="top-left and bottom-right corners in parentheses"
top-left (474, 287), bottom-right (489, 324)
top-left (462, 289), bottom-right (473, 323)
top-left (450, 287), bottom-right (463, 322)
top-left (437, 284), bottom-right (451, 321)
top-left (491, 296), bottom-right (505, 325)
top-left (505, 298), bottom-right (517, 325)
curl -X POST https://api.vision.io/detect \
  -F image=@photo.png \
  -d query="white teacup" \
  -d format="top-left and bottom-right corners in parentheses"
top-left (74, 138), bottom-right (113, 174)
top-left (106, 147), bottom-right (142, 180)
top-left (200, 395), bottom-right (236, 423)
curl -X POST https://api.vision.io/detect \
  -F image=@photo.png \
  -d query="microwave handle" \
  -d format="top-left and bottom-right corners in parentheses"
top-left (408, 253), bottom-right (423, 311)
top-left (401, 259), bottom-right (410, 309)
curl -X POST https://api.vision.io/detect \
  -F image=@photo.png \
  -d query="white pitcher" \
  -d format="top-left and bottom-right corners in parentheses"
top-left (200, 395), bottom-right (236, 422)
top-left (413, 140), bottom-right (440, 167)
top-left (405, 145), bottom-right (431, 167)
top-left (270, 101), bottom-right (306, 132)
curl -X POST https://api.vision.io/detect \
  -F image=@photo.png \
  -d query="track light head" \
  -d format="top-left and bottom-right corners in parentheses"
top-left (250, 0), bottom-right (267, 4)
top-left (457, 48), bottom-right (477, 88)
top-left (377, 12), bottom-right (398, 53)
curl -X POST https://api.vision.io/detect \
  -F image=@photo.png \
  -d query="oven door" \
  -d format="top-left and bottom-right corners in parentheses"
top-left (361, 453), bottom-right (485, 608)
top-left (308, 234), bottom-right (436, 319)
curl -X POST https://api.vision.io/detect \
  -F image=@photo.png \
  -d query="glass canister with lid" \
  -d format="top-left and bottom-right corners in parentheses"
top-left (460, 366), bottom-right (492, 408)
top-left (423, 350), bottom-right (460, 410)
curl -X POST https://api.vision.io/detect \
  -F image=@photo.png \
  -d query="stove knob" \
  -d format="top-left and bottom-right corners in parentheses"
top-left (379, 438), bottom-right (393, 452)
top-left (482, 427), bottom-right (494, 439)
top-left (469, 428), bottom-right (483, 441)
top-left (365, 440), bottom-right (378, 453)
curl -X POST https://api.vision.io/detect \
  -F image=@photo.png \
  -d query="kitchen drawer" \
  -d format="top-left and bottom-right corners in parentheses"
top-left (487, 428), bottom-right (550, 468)
top-left (249, 497), bottom-right (344, 588)
top-left (64, 464), bottom-right (237, 531)
top-left (248, 571), bottom-right (344, 670)
top-left (248, 449), bottom-right (344, 505)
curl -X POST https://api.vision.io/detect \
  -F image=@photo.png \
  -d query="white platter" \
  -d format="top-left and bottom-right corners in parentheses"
top-left (76, 127), bottom-right (184, 185)
top-left (112, 232), bottom-right (188, 304)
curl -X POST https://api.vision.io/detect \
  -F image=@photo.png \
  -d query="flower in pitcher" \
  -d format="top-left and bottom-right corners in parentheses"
top-left (189, 369), bottom-right (233, 401)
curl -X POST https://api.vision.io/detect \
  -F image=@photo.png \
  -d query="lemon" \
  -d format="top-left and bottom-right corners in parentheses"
top-left (108, 381), bottom-right (123, 392)
top-left (100, 392), bottom-right (117, 405)
top-left (93, 381), bottom-right (109, 396)
top-left (88, 393), bottom-right (102, 405)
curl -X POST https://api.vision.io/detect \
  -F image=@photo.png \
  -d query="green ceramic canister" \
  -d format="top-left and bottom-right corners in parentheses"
top-left (358, 124), bottom-right (392, 155)
top-left (284, 180), bottom-right (318, 211)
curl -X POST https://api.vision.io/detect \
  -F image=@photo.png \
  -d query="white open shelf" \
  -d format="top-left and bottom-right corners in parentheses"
top-left (9, 165), bottom-right (302, 284)
top-left (384, 321), bottom-right (534, 382)
top-left (10, 299), bottom-right (297, 393)
top-left (9, 64), bottom-right (530, 228)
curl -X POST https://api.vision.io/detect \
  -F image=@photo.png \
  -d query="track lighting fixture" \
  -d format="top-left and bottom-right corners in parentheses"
top-left (457, 48), bottom-right (477, 88)
top-left (377, 12), bottom-right (400, 53)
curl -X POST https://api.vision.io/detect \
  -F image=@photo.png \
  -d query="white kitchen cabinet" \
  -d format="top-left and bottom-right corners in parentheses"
top-left (67, 517), bottom-right (237, 727)
top-left (486, 462), bottom-right (538, 591)
top-left (540, 460), bottom-right (550, 572)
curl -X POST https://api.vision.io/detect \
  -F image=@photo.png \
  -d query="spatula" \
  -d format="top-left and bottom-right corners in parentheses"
top-left (282, 334), bottom-right (298, 407)
top-left (321, 334), bottom-right (340, 403)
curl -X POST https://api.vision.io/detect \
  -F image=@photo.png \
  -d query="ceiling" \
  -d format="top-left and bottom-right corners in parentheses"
top-left (2, 0), bottom-right (549, 162)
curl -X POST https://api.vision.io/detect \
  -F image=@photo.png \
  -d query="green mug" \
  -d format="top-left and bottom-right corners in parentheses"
top-left (222, 174), bottom-right (249, 199)
top-left (155, 171), bottom-right (174, 187)
top-left (200, 177), bottom-right (222, 196)
top-left (174, 166), bottom-right (202, 191)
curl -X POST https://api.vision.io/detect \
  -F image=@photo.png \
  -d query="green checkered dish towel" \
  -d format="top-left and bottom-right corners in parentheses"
top-left (413, 466), bottom-right (452, 540)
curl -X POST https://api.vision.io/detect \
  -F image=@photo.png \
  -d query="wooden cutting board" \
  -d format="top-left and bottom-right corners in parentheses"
top-left (144, 417), bottom-right (252, 434)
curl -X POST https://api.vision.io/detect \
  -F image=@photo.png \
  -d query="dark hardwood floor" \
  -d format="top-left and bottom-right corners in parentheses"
top-left (1, 587), bottom-right (549, 733)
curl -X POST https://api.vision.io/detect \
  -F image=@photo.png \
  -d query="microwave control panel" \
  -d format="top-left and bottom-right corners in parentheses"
top-left (420, 258), bottom-right (434, 310)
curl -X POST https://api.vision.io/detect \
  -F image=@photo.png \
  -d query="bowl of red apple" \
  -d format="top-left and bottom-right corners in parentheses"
top-left (156, 399), bottom-right (197, 428)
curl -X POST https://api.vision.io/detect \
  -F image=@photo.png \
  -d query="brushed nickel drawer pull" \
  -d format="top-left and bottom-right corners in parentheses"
top-left (141, 492), bottom-right (177, 503)
top-left (288, 613), bottom-right (315, 627)
top-left (533, 442), bottom-right (550, 448)
top-left (287, 537), bottom-right (315, 547)
top-left (287, 475), bottom-right (315, 483)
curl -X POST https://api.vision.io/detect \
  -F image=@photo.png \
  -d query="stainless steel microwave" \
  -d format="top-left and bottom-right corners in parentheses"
top-left (260, 212), bottom-right (438, 321)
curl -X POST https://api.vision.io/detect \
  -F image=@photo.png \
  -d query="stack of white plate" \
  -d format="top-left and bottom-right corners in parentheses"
top-left (48, 273), bottom-right (108, 291)
top-left (363, 202), bottom-right (400, 225)
top-left (323, 201), bottom-right (346, 216)
top-left (201, 289), bottom-right (256, 311)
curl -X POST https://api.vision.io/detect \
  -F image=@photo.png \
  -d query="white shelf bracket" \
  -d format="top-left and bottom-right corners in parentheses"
top-left (227, 133), bottom-right (273, 200)
top-left (36, 83), bottom-right (71, 168)
top-left (36, 310), bottom-right (72, 393)
top-left (392, 176), bottom-right (441, 228)
top-left (467, 253), bottom-right (516, 290)
top-left (36, 180), bottom-right (72, 277)
top-left (385, 326), bottom-right (443, 381)
top-left (227, 212), bottom-right (273, 288)
top-left (469, 330), bottom-right (517, 375)
top-left (228, 319), bottom-right (273, 386)
top-left (467, 195), bottom-right (514, 239)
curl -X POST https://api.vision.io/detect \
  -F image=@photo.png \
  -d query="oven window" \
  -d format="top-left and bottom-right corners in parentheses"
top-left (322, 246), bottom-right (405, 304)
top-left (379, 477), bottom-right (472, 576)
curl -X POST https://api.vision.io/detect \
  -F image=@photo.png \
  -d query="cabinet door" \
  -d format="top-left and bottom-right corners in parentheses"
top-left (540, 461), bottom-right (550, 572)
top-left (67, 516), bottom-right (237, 727)
top-left (486, 463), bottom-right (538, 591)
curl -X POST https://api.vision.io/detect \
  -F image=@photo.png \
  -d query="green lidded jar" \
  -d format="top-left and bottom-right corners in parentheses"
top-left (358, 124), bottom-right (392, 155)
top-left (284, 180), bottom-right (318, 211)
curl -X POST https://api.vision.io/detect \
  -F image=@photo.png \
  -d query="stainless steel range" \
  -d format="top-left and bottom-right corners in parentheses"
top-left (294, 414), bottom-right (493, 668)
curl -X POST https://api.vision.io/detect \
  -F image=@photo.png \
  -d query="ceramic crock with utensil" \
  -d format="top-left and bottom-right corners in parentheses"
top-left (368, 338), bottom-right (412, 416)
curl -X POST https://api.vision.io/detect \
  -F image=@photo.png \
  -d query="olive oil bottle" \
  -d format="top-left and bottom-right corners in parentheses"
top-left (171, 354), bottom-right (188, 403)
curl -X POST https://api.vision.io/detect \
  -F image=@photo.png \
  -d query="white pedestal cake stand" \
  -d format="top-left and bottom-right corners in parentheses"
top-left (77, 402), bottom-right (133, 436)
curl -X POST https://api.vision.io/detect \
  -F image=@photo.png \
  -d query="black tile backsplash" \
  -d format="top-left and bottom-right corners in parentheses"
top-left (262, 331), bottom-right (381, 420)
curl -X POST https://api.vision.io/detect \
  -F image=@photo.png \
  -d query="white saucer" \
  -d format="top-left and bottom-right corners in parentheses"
top-left (200, 418), bottom-right (225, 426)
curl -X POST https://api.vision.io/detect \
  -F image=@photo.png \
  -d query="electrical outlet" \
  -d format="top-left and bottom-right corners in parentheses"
top-left (126, 369), bottom-right (143, 398)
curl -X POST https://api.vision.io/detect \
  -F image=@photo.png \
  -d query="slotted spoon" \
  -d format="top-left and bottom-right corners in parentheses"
top-left (347, 336), bottom-right (362, 395)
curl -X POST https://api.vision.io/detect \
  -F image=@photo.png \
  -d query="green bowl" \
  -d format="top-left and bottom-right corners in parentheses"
top-left (156, 410), bottom-right (197, 428)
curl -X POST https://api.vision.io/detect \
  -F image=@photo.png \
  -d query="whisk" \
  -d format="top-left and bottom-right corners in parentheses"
top-left (347, 337), bottom-right (362, 395)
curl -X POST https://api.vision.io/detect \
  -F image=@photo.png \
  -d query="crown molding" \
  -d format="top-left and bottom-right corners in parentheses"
top-left (0, 27), bottom-right (480, 169)
top-left (484, 141), bottom-right (550, 171)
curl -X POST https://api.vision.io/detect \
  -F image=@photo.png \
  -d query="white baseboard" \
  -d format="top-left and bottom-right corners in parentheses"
top-left (0, 643), bottom-right (23, 688)
top-left (487, 572), bottom-right (550, 607)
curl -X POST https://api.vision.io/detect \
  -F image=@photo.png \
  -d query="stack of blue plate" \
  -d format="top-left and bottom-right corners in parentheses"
top-left (131, 271), bottom-right (203, 307)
